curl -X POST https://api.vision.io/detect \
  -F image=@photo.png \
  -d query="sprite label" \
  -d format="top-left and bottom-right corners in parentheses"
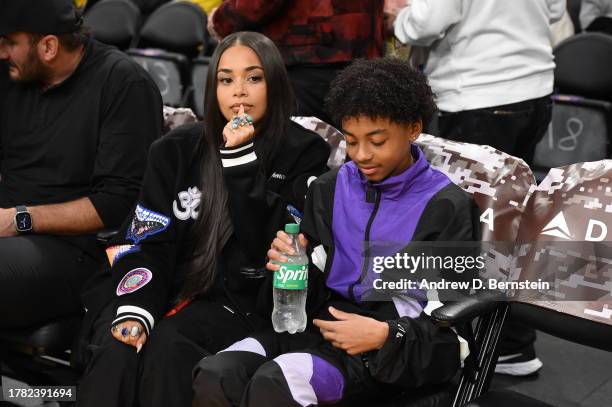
top-left (273, 264), bottom-right (308, 290)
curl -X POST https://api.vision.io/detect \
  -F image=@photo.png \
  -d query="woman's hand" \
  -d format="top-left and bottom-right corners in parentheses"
top-left (111, 320), bottom-right (147, 353)
top-left (222, 104), bottom-right (256, 148)
top-left (313, 307), bottom-right (389, 355)
top-left (266, 230), bottom-right (308, 271)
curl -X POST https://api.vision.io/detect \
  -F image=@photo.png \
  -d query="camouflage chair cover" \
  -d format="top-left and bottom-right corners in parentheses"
top-left (512, 161), bottom-right (612, 326)
top-left (162, 105), bottom-right (198, 134)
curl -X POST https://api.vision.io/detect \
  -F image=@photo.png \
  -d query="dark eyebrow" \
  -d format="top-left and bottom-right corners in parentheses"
top-left (217, 66), bottom-right (263, 74)
top-left (343, 128), bottom-right (388, 137)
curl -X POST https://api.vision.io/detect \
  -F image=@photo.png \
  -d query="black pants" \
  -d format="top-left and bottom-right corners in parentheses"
top-left (0, 235), bottom-right (101, 327)
top-left (438, 95), bottom-right (553, 167)
top-left (287, 64), bottom-right (346, 127)
top-left (193, 330), bottom-right (394, 407)
top-left (77, 298), bottom-right (255, 407)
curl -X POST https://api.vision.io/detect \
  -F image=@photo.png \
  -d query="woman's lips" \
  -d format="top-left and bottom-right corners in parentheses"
top-left (231, 104), bottom-right (252, 113)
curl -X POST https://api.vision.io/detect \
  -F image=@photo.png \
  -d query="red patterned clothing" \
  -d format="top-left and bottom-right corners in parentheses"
top-left (212, 0), bottom-right (384, 66)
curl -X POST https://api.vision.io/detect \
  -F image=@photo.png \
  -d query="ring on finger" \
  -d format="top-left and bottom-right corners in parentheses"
top-left (130, 326), bottom-right (141, 338)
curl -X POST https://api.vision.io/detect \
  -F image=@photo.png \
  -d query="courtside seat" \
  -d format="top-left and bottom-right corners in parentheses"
top-left (190, 56), bottom-right (211, 118)
top-left (84, 0), bottom-right (141, 50)
top-left (467, 159), bottom-right (612, 407)
top-left (531, 33), bottom-right (612, 182)
top-left (128, 1), bottom-right (208, 106)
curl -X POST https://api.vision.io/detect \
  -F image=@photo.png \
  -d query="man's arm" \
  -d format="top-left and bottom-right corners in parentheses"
top-left (548, 0), bottom-right (567, 24)
top-left (393, 0), bottom-right (462, 46)
top-left (0, 197), bottom-right (103, 237)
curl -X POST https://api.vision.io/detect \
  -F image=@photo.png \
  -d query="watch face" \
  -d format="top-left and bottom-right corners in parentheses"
top-left (15, 211), bottom-right (32, 232)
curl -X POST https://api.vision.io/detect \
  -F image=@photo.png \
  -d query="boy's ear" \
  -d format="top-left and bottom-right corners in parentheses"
top-left (410, 119), bottom-right (423, 141)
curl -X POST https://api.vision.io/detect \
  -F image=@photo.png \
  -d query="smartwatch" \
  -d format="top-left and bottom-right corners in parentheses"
top-left (14, 205), bottom-right (33, 233)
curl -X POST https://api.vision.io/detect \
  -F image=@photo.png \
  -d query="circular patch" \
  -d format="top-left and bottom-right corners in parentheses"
top-left (116, 268), bottom-right (152, 296)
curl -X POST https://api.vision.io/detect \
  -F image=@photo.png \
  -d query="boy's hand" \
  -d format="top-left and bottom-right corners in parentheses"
top-left (313, 307), bottom-right (389, 355)
top-left (266, 231), bottom-right (308, 271)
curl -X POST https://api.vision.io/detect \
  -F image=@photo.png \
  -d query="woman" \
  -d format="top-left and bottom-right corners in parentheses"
top-left (76, 31), bottom-right (330, 407)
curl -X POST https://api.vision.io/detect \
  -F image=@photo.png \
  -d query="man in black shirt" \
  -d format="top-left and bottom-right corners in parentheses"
top-left (0, 0), bottom-right (163, 327)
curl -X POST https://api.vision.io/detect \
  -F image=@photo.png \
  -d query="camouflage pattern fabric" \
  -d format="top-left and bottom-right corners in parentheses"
top-left (292, 116), bottom-right (346, 169)
top-left (512, 161), bottom-right (612, 325)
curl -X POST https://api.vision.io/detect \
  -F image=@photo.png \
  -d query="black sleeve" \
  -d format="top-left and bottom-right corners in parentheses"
top-left (369, 316), bottom-right (460, 388)
top-left (107, 138), bottom-right (180, 336)
top-left (88, 64), bottom-right (163, 228)
top-left (368, 187), bottom-right (480, 388)
top-left (220, 133), bottom-right (330, 265)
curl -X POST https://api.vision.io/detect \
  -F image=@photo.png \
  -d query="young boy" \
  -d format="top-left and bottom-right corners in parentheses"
top-left (192, 58), bottom-right (480, 406)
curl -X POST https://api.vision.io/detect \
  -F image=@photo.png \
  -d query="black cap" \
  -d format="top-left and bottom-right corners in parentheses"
top-left (0, 0), bottom-right (83, 36)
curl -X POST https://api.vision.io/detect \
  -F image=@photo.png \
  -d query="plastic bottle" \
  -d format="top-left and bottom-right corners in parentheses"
top-left (272, 223), bottom-right (308, 334)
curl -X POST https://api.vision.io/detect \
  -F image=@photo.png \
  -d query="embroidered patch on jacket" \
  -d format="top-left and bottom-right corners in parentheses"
top-left (106, 244), bottom-right (141, 266)
top-left (172, 186), bottom-right (201, 221)
top-left (116, 268), bottom-right (152, 296)
top-left (126, 204), bottom-right (171, 243)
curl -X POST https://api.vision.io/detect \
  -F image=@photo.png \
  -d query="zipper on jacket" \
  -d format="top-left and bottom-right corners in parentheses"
top-left (348, 185), bottom-right (381, 302)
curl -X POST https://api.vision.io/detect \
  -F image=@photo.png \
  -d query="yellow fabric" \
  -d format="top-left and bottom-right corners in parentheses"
top-left (73, 0), bottom-right (88, 9)
top-left (182, 0), bottom-right (222, 15)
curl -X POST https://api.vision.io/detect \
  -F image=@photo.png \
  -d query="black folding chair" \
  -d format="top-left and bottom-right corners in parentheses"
top-left (84, 0), bottom-right (141, 50)
top-left (191, 56), bottom-right (211, 118)
top-left (531, 33), bottom-right (612, 182)
top-left (130, 0), bottom-right (171, 16)
top-left (128, 1), bottom-right (208, 106)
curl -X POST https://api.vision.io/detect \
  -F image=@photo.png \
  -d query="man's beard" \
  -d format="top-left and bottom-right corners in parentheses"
top-left (8, 48), bottom-right (50, 83)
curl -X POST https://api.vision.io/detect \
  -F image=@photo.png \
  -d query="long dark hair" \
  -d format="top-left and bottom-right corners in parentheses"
top-left (180, 32), bottom-right (295, 299)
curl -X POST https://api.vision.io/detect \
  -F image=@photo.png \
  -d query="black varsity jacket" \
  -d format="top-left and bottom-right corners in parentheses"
top-left (78, 120), bottom-right (330, 341)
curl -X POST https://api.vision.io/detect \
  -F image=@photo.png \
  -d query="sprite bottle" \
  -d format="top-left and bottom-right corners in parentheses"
top-left (272, 223), bottom-right (308, 333)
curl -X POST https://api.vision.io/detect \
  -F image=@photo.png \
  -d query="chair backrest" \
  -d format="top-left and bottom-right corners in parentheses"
top-left (130, 0), bottom-right (170, 14)
top-left (585, 16), bottom-right (612, 35)
top-left (512, 160), bottom-right (612, 329)
top-left (532, 95), bottom-right (611, 181)
top-left (191, 56), bottom-right (211, 118)
top-left (554, 33), bottom-right (612, 100)
top-left (84, 0), bottom-right (141, 50)
top-left (415, 134), bottom-right (535, 243)
top-left (138, 1), bottom-right (208, 58)
top-left (127, 49), bottom-right (187, 106)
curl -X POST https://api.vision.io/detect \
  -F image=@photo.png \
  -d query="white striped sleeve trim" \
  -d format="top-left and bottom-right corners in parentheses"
top-left (113, 305), bottom-right (155, 336)
top-left (220, 142), bottom-right (257, 167)
top-left (220, 142), bottom-right (254, 155)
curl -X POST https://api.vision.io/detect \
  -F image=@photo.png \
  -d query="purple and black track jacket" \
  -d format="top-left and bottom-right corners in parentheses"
top-left (299, 144), bottom-right (481, 388)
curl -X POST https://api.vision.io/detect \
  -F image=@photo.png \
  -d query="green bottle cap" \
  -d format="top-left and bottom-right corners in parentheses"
top-left (285, 223), bottom-right (300, 234)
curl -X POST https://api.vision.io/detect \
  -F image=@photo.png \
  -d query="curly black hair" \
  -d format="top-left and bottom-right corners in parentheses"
top-left (325, 58), bottom-right (437, 127)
